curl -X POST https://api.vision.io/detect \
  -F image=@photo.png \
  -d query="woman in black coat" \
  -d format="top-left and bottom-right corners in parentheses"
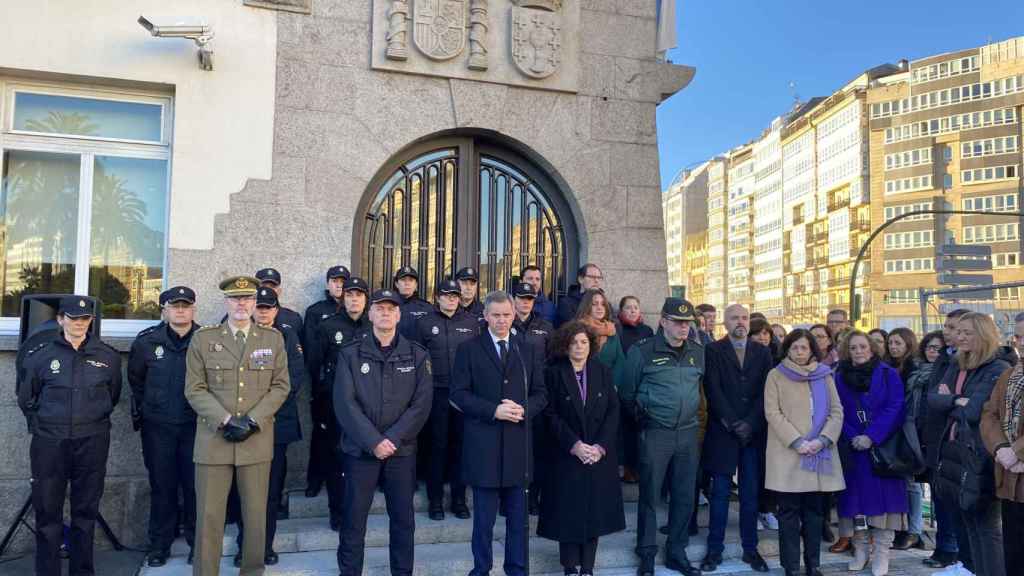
top-left (538, 321), bottom-right (626, 576)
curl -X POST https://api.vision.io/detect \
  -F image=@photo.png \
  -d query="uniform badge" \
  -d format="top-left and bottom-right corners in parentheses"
top-left (335, 331), bottom-right (344, 343)
top-left (431, 325), bottom-right (439, 335)
top-left (50, 359), bottom-right (60, 373)
top-left (689, 357), bottom-right (695, 366)
top-left (322, 313), bottom-right (329, 319)
top-left (79, 299), bottom-right (86, 307)
top-left (214, 343), bottom-right (224, 352)
top-left (425, 359), bottom-right (432, 375)
top-left (510, 327), bottom-right (518, 335)
top-left (361, 362), bottom-right (370, 374)
top-left (154, 345), bottom-right (164, 359)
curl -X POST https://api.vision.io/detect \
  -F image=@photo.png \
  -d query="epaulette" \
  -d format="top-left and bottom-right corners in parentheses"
top-left (196, 324), bottom-right (221, 333)
top-left (340, 336), bottom-right (363, 349)
top-left (257, 324), bottom-right (281, 334)
top-left (407, 339), bottom-right (428, 353)
top-left (135, 323), bottom-right (162, 339)
top-left (96, 340), bottom-right (120, 354)
top-left (24, 341), bottom-right (50, 357)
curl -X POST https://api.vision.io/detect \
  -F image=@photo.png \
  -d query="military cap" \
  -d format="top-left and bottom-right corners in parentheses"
top-left (437, 279), bottom-right (461, 295)
top-left (326, 265), bottom-right (351, 281)
top-left (219, 276), bottom-right (260, 297)
top-left (344, 276), bottom-right (369, 294)
top-left (160, 286), bottom-right (196, 306)
top-left (58, 295), bottom-right (95, 318)
top-left (661, 297), bottom-right (696, 321)
top-left (255, 268), bottom-right (282, 285)
top-left (455, 267), bottom-right (478, 281)
top-left (256, 287), bottom-right (279, 308)
top-left (370, 289), bottom-right (402, 306)
top-left (511, 282), bottom-right (536, 298)
top-left (393, 266), bottom-right (419, 281)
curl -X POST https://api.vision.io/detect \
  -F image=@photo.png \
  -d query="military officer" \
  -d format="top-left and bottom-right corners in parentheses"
top-left (17, 296), bottom-right (122, 576)
top-left (232, 287), bottom-right (308, 566)
top-left (128, 286), bottom-right (201, 567)
top-left (185, 276), bottom-right (290, 576)
top-left (254, 268), bottom-right (304, 343)
top-left (308, 276), bottom-right (371, 529)
top-left (455, 266), bottom-right (485, 325)
top-left (334, 289), bottom-right (433, 576)
top-left (393, 266), bottom-right (431, 340)
top-left (303, 264), bottom-right (350, 497)
top-left (414, 279), bottom-right (479, 520)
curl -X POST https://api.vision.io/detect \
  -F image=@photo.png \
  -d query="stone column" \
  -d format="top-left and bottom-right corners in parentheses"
top-left (467, 0), bottom-right (489, 70)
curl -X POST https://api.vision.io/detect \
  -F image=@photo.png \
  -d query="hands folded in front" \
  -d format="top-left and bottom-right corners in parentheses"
top-left (222, 415), bottom-right (260, 442)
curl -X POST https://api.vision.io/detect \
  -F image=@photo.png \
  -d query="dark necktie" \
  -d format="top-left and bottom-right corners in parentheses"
top-left (498, 339), bottom-right (508, 365)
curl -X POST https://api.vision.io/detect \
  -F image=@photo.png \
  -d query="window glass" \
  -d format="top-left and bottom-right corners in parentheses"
top-left (13, 92), bottom-right (163, 143)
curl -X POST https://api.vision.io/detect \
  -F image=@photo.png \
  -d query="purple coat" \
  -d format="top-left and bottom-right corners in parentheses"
top-left (835, 362), bottom-right (909, 518)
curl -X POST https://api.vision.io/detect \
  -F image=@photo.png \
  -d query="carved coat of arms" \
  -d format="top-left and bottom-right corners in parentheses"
top-left (414, 0), bottom-right (467, 61)
top-left (511, 0), bottom-right (563, 79)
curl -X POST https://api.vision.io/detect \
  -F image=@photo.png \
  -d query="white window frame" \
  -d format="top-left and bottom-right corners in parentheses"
top-left (0, 77), bottom-right (174, 338)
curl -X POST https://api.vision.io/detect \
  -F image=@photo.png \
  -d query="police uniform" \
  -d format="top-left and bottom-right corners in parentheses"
top-left (455, 267), bottom-right (485, 325)
top-left (307, 276), bottom-right (371, 527)
top-left (303, 265), bottom-right (351, 496)
top-left (393, 266), bottom-right (432, 340)
top-left (414, 279), bottom-right (480, 519)
top-left (233, 287), bottom-right (309, 566)
top-left (618, 298), bottom-right (707, 576)
top-left (128, 286), bottom-right (200, 566)
top-left (17, 296), bottom-right (122, 576)
top-left (333, 289), bottom-right (433, 576)
top-left (185, 276), bottom-right (290, 576)
top-left (254, 268), bottom-right (305, 346)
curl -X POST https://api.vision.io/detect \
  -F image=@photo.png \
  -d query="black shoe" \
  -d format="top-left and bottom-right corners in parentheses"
top-left (452, 500), bottom-right (471, 519)
top-left (666, 554), bottom-right (701, 576)
top-left (233, 552), bottom-right (242, 567)
top-left (742, 550), bottom-right (769, 572)
top-left (304, 482), bottom-right (321, 498)
top-left (187, 549), bottom-right (193, 565)
top-left (265, 550), bottom-right (279, 565)
top-left (699, 552), bottom-right (721, 572)
top-left (146, 551), bottom-right (168, 567)
top-left (805, 568), bottom-right (824, 576)
top-left (330, 516), bottom-right (341, 532)
top-left (636, 554), bottom-right (656, 576)
top-left (894, 532), bottom-right (921, 550)
top-left (923, 550), bottom-right (957, 568)
top-left (429, 501), bottom-right (445, 521)
top-left (821, 523), bottom-right (834, 543)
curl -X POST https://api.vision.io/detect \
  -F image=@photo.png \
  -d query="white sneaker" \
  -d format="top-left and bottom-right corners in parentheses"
top-left (932, 562), bottom-right (976, 576)
top-left (759, 512), bottom-right (779, 530)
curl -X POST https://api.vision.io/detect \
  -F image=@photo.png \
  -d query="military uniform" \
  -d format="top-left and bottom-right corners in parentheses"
top-left (128, 286), bottom-right (200, 565)
top-left (17, 296), bottom-right (121, 576)
top-left (185, 276), bottom-right (290, 576)
top-left (334, 289), bottom-right (433, 576)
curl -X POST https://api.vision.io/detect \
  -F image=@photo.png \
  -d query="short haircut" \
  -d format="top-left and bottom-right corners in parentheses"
top-left (749, 317), bottom-right (771, 338)
top-left (946, 308), bottom-right (971, 320)
top-left (917, 330), bottom-right (946, 362)
top-left (483, 290), bottom-right (512, 310)
top-left (576, 263), bottom-right (601, 279)
top-left (695, 303), bottom-right (716, 314)
top-left (827, 309), bottom-right (848, 320)
top-left (838, 330), bottom-right (883, 362)
top-left (548, 320), bottom-right (600, 360)
top-left (750, 311), bottom-right (767, 321)
top-left (781, 328), bottom-right (821, 363)
top-left (522, 264), bottom-right (542, 276)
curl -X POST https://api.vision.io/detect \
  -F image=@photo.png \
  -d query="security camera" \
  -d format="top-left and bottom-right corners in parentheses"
top-left (137, 16), bottom-right (215, 71)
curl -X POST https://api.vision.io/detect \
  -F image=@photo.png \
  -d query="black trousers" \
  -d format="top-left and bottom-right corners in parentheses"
top-left (559, 538), bottom-right (598, 572)
top-left (307, 394), bottom-right (343, 523)
top-left (235, 443), bottom-right (288, 554)
top-left (337, 453), bottom-right (416, 576)
top-left (426, 388), bottom-right (465, 504)
top-left (141, 420), bottom-right (196, 553)
top-left (776, 491), bottom-right (827, 573)
top-left (30, 430), bottom-right (110, 576)
top-left (1002, 500), bottom-right (1024, 570)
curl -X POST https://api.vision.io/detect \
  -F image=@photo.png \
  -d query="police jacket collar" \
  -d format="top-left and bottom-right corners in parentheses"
top-left (653, 331), bottom-right (689, 357)
top-left (54, 331), bottom-right (93, 352)
top-left (433, 305), bottom-right (468, 320)
top-left (362, 331), bottom-right (412, 361)
top-left (164, 322), bottom-right (200, 348)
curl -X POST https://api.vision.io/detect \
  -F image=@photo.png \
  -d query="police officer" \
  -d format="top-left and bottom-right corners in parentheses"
top-left (303, 265), bottom-right (350, 497)
top-left (393, 266), bottom-right (431, 340)
top-left (254, 267), bottom-right (304, 343)
top-left (455, 266), bottom-right (485, 325)
top-left (186, 276), bottom-right (290, 576)
top-left (17, 296), bottom-right (122, 576)
top-left (231, 286), bottom-right (308, 566)
top-left (415, 279), bottom-right (479, 520)
top-left (334, 289), bottom-right (433, 576)
top-left (128, 287), bottom-right (200, 567)
top-left (618, 298), bottom-right (707, 576)
top-left (308, 276), bottom-right (371, 528)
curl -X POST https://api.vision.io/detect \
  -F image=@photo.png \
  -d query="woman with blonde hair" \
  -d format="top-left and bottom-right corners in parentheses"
top-left (931, 312), bottom-right (1014, 576)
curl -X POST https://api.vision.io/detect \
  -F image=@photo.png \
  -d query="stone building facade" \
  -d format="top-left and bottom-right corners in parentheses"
top-left (0, 0), bottom-right (692, 552)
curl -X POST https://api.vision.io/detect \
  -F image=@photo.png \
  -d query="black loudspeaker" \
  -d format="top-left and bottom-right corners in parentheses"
top-left (19, 294), bottom-right (103, 344)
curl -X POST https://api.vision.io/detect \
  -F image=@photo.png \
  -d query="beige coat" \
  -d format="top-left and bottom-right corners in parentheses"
top-left (764, 358), bottom-right (846, 493)
top-left (980, 364), bottom-right (1024, 503)
top-left (185, 322), bottom-right (290, 466)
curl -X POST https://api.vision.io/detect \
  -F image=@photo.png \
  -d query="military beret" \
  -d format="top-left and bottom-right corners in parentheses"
top-left (219, 276), bottom-right (260, 297)
top-left (255, 268), bottom-right (281, 285)
top-left (326, 265), bottom-right (351, 281)
top-left (437, 279), bottom-right (461, 295)
top-left (58, 296), bottom-right (95, 318)
top-left (160, 286), bottom-right (196, 306)
top-left (344, 276), bottom-right (369, 294)
top-left (661, 297), bottom-right (696, 321)
top-left (455, 267), bottom-right (478, 281)
top-left (371, 289), bottom-right (402, 306)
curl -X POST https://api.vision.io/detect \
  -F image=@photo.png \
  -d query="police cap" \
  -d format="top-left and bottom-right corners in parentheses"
top-left (511, 282), bottom-right (536, 298)
top-left (437, 279), bottom-right (461, 295)
top-left (326, 265), bottom-right (350, 281)
top-left (661, 297), bottom-right (696, 321)
top-left (160, 286), bottom-right (196, 306)
top-left (393, 266), bottom-right (419, 281)
top-left (370, 289), bottom-right (402, 306)
top-left (256, 287), bottom-right (279, 308)
top-left (344, 276), bottom-right (369, 294)
top-left (455, 267), bottom-right (478, 281)
top-left (219, 276), bottom-right (260, 297)
top-left (255, 268), bottom-right (281, 286)
top-left (59, 296), bottom-right (95, 318)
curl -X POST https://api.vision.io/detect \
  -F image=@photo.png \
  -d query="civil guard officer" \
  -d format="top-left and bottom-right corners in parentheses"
top-left (455, 266), bottom-right (485, 325)
top-left (128, 286), bottom-right (201, 567)
top-left (414, 278), bottom-right (479, 520)
top-left (17, 296), bottom-right (122, 576)
top-left (333, 289), bottom-right (433, 576)
top-left (185, 276), bottom-right (290, 576)
top-left (307, 276), bottom-right (371, 529)
top-left (303, 264), bottom-right (350, 497)
top-left (254, 267), bottom-right (304, 343)
top-left (393, 265), bottom-right (431, 340)
top-left (231, 286), bottom-right (308, 566)
top-left (619, 298), bottom-right (707, 576)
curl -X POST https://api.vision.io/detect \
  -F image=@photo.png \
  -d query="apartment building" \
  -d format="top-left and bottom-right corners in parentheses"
top-left (705, 158), bottom-right (729, 311)
top-left (727, 145), bottom-right (756, 308)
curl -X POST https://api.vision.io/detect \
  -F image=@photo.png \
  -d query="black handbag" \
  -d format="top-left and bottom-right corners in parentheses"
top-left (852, 370), bottom-right (926, 478)
top-left (935, 412), bottom-right (995, 512)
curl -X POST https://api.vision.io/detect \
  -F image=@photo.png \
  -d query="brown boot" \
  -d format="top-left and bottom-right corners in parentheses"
top-left (830, 536), bottom-right (852, 554)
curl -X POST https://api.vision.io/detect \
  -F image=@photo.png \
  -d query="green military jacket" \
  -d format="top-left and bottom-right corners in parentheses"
top-left (619, 332), bottom-right (707, 440)
top-left (185, 322), bottom-right (290, 466)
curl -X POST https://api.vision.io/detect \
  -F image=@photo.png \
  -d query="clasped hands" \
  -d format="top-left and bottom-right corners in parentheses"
top-left (996, 446), bottom-right (1024, 474)
top-left (571, 441), bottom-right (603, 465)
top-left (222, 415), bottom-right (260, 442)
top-left (494, 399), bottom-right (525, 423)
top-left (374, 438), bottom-right (398, 460)
top-left (796, 438), bottom-right (825, 455)
top-left (851, 434), bottom-right (873, 451)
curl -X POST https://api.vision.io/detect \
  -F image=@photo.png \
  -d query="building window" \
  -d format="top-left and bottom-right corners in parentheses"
top-left (961, 164), bottom-right (1018, 185)
top-left (962, 193), bottom-right (1018, 213)
top-left (994, 252), bottom-right (1020, 268)
top-left (0, 81), bottom-right (172, 325)
top-left (962, 223), bottom-right (1020, 244)
top-left (884, 258), bottom-right (934, 274)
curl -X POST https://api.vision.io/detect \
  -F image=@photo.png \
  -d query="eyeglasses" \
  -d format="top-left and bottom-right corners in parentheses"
top-left (925, 345), bottom-right (942, 352)
top-left (584, 274), bottom-right (604, 280)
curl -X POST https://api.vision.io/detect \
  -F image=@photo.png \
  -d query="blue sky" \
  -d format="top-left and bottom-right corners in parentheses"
top-left (656, 0), bottom-right (1024, 189)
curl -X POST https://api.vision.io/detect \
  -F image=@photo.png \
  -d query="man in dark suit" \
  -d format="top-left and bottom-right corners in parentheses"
top-left (700, 304), bottom-right (772, 573)
top-left (451, 291), bottom-right (547, 576)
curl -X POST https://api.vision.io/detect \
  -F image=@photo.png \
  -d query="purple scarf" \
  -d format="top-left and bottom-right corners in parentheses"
top-left (776, 361), bottom-right (834, 475)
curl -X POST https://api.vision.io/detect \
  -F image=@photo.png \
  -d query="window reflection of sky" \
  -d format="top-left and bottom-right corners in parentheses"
top-left (14, 92), bottom-right (163, 142)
